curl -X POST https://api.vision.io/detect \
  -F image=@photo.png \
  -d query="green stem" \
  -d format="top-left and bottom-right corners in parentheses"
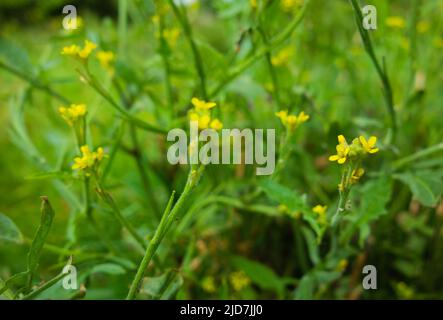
top-left (208, 0), bottom-right (310, 98)
top-left (349, 0), bottom-right (397, 140)
top-left (126, 168), bottom-right (201, 299)
top-left (21, 272), bottom-right (66, 300)
top-left (392, 142), bottom-right (443, 170)
top-left (0, 61), bottom-right (70, 104)
top-left (168, 0), bottom-right (208, 99)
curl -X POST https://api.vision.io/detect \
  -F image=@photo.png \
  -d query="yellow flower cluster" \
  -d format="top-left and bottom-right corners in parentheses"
top-left (229, 271), bottom-right (250, 292)
top-left (162, 28), bottom-right (181, 47)
top-left (271, 46), bottom-right (294, 67)
top-left (329, 135), bottom-right (379, 165)
top-left (386, 16), bottom-right (406, 29)
top-left (58, 104), bottom-right (87, 126)
top-left (189, 97), bottom-right (223, 130)
top-left (96, 50), bottom-right (115, 74)
top-left (72, 145), bottom-right (106, 172)
top-left (61, 40), bottom-right (97, 60)
top-left (312, 205), bottom-right (327, 226)
top-left (201, 276), bottom-right (216, 293)
top-left (275, 110), bottom-right (309, 131)
top-left (65, 16), bottom-right (83, 31)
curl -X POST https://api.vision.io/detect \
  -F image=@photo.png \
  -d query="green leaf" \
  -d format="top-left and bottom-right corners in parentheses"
top-left (341, 177), bottom-right (393, 246)
top-left (0, 37), bottom-right (34, 74)
top-left (27, 197), bottom-right (55, 286)
top-left (231, 255), bottom-right (284, 295)
top-left (0, 213), bottom-right (23, 243)
top-left (301, 226), bottom-right (320, 265)
top-left (394, 170), bottom-right (443, 207)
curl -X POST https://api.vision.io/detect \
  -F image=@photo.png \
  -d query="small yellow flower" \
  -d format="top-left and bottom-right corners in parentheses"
top-left (250, 0), bottom-right (257, 9)
top-left (96, 50), bottom-right (115, 74)
top-left (359, 136), bottom-right (379, 154)
top-left (65, 16), bottom-right (83, 30)
top-left (191, 97), bottom-right (216, 111)
top-left (72, 145), bottom-right (106, 171)
top-left (350, 168), bottom-right (365, 184)
top-left (61, 40), bottom-right (97, 60)
top-left (199, 114), bottom-right (211, 130)
top-left (386, 16), bottom-right (406, 29)
top-left (335, 259), bottom-right (348, 272)
top-left (61, 44), bottom-right (80, 56)
top-left (162, 28), bottom-right (180, 47)
top-left (329, 135), bottom-right (350, 164)
top-left (78, 40), bottom-right (97, 59)
top-left (275, 110), bottom-right (309, 130)
top-left (271, 46), bottom-right (294, 66)
top-left (210, 118), bottom-right (223, 131)
top-left (202, 276), bottom-right (216, 293)
top-left (229, 271), bottom-right (250, 292)
top-left (312, 205), bottom-right (327, 216)
top-left (58, 104), bottom-right (87, 126)
top-left (297, 111), bottom-right (309, 123)
top-left (313, 204), bottom-right (327, 225)
top-left (280, 0), bottom-right (303, 13)
top-left (417, 21), bottom-right (430, 34)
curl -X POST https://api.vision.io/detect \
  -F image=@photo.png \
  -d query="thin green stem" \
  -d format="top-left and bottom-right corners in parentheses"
top-left (126, 168), bottom-right (202, 299)
top-left (168, 0), bottom-right (208, 99)
top-left (21, 272), bottom-right (66, 300)
top-left (349, 0), bottom-right (397, 139)
top-left (0, 61), bottom-right (70, 104)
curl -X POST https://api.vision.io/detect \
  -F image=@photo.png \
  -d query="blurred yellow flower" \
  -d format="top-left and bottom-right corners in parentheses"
top-left (359, 136), bottom-right (379, 154)
top-left (275, 110), bottom-right (309, 131)
top-left (96, 50), bottom-right (115, 74)
top-left (386, 16), bottom-right (406, 29)
top-left (58, 104), bottom-right (87, 126)
top-left (417, 21), bottom-right (430, 33)
top-left (335, 259), bottom-right (348, 272)
top-left (210, 118), bottom-right (223, 131)
top-left (202, 276), bottom-right (216, 293)
top-left (350, 168), bottom-right (365, 184)
top-left (72, 145), bottom-right (106, 171)
top-left (271, 46), bottom-right (294, 66)
top-left (61, 40), bottom-right (97, 60)
top-left (280, 0), bottom-right (303, 13)
top-left (163, 28), bottom-right (180, 47)
top-left (229, 271), bottom-right (250, 291)
top-left (191, 97), bottom-right (216, 111)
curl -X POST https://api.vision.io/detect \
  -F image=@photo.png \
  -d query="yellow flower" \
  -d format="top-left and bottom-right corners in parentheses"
top-left (312, 205), bottom-right (327, 216)
top-left (210, 118), bottom-right (223, 131)
top-left (417, 21), bottom-right (430, 34)
top-left (229, 271), bottom-right (250, 292)
top-left (163, 28), bottom-right (180, 47)
top-left (250, 0), bottom-right (257, 9)
top-left (297, 111), bottom-right (310, 123)
top-left (78, 40), bottom-right (97, 59)
top-left (58, 104), bottom-right (87, 126)
top-left (313, 205), bottom-right (327, 226)
top-left (275, 110), bottom-right (309, 130)
top-left (72, 145), bottom-right (106, 171)
top-left (335, 259), bottom-right (348, 272)
top-left (61, 44), bottom-right (80, 56)
top-left (199, 114), bottom-right (211, 129)
top-left (280, 0), bottom-right (303, 13)
top-left (271, 46), bottom-right (294, 66)
top-left (65, 16), bottom-right (83, 30)
top-left (359, 136), bottom-right (379, 154)
top-left (202, 276), bottom-right (216, 293)
top-left (329, 135), bottom-right (350, 164)
top-left (350, 168), bottom-right (365, 184)
top-left (386, 16), bottom-right (406, 29)
top-left (96, 50), bottom-right (115, 74)
top-left (191, 97), bottom-right (216, 111)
